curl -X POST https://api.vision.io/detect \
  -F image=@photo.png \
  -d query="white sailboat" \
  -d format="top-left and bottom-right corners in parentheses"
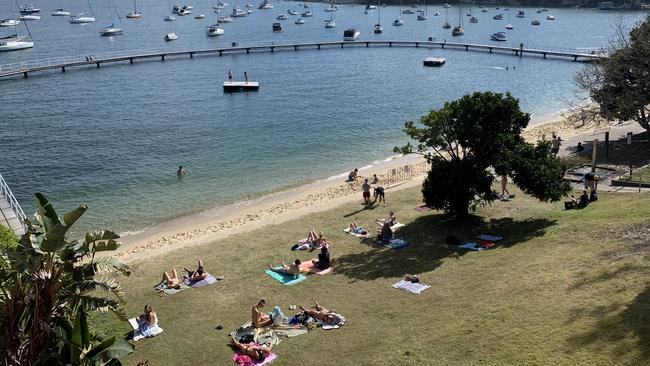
top-left (393, 0), bottom-right (403, 26)
top-left (206, 23), bottom-right (224, 35)
top-left (70, 0), bottom-right (95, 23)
top-left (442, 5), bottom-right (450, 28)
top-left (100, 0), bottom-right (123, 36)
top-left (164, 32), bottom-right (177, 40)
top-left (505, 8), bottom-right (513, 29)
top-left (324, 0), bottom-right (335, 28)
top-left (0, 0), bottom-right (33, 51)
top-left (373, 0), bottom-right (382, 33)
top-left (417, 0), bottom-right (428, 20)
top-left (451, 0), bottom-right (463, 35)
top-left (126, 0), bottom-right (142, 18)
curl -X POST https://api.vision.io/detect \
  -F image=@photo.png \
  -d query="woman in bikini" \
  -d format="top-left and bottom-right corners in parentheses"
top-left (299, 301), bottom-right (345, 326)
top-left (161, 268), bottom-right (181, 289)
top-left (229, 335), bottom-right (272, 361)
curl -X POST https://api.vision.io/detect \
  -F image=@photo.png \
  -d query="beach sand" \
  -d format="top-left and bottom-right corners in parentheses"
top-left (117, 112), bottom-right (645, 262)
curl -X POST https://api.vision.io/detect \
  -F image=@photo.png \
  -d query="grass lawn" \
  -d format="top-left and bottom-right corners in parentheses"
top-left (620, 166), bottom-right (650, 183)
top-left (94, 185), bottom-right (650, 366)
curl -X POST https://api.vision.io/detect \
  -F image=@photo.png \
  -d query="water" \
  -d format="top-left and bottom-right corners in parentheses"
top-left (0, 1), bottom-right (645, 235)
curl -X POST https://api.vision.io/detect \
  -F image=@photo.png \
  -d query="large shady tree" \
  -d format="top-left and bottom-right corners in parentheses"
top-left (575, 15), bottom-right (650, 146)
top-left (0, 193), bottom-right (134, 366)
top-left (396, 92), bottom-right (571, 217)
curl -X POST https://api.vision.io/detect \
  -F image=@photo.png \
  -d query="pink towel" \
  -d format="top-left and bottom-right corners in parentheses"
top-left (232, 351), bottom-right (277, 366)
top-left (310, 266), bottom-right (333, 275)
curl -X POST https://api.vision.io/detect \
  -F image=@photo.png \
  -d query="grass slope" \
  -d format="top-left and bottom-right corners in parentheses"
top-left (95, 186), bottom-right (650, 366)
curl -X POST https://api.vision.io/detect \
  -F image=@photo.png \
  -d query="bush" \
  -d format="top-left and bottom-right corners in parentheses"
top-left (0, 224), bottom-right (18, 250)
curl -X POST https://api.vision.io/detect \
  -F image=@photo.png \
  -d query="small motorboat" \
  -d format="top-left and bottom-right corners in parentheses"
top-left (164, 32), bottom-right (178, 41)
top-left (195, 14), bottom-right (205, 18)
top-left (301, 10), bottom-right (312, 16)
top-left (0, 19), bottom-right (20, 26)
top-left (206, 25), bottom-right (224, 35)
top-left (276, 13), bottom-right (288, 20)
top-left (433, 11), bottom-right (440, 16)
top-left (231, 7), bottom-right (247, 16)
top-left (272, 22), bottom-right (282, 31)
top-left (443, 3), bottom-right (450, 8)
top-left (343, 28), bottom-right (360, 40)
top-left (516, 10), bottom-right (524, 18)
top-left (505, 23), bottom-right (513, 29)
top-left (295, 18), bottom-right (304, 24)
top-left (442, 21), bottom-right (450, 28)
top-left (19, 14), bottom-right (40, 20)
top-left (258, 0), bottom-right (273, 9)
top-left (324, 5), bottom-right (337, 12)
top-left (417, 13), bottom-right (427, 20)
top-left (536, 9), bottom-right (542, 13)
top-left (393, 18), bottom-right (403, 26)
top-left (466, 10), bottom-right (472, 16)
top-left (531, 19), bottom-right (540, 25)
top-left (493, 14), bottom-right (503, 20)
top-left (99, 24), bottom-right (124, 36)
top-left (469, 16), bottom-right (477, 23)
top-left (373, 23), bottom-right (382, 33)
top-left (164, 15), bottom-right (176, 21)
top-left (19, 6), bottom-right (40, 14)
top-left (246, 3), bottom-right (254, 8)
top-left (287, 9), bottom-right (298, 15)
top-left (51, 8), bottom-right (71, 16)
top-left (490, 31), bottom-right (506, 41)
top-left (547, 15), bottom-right (555, 20)
top-left (126, 11), bottom-right (142, 18)
top-left (213, 3), bottom-right (225, 9)
top-left (324, 19), bottom-right (335, 28)
top-left (218, 15), bottom-right (233, 22)
top-left (481, 8), bottom-right (487, 12)
top-left (402, 9), bottom-right (414, 14)
top-left (451, 26), bottom-right (463, 36)
top-left (69, 14), bottom-right (95, 23)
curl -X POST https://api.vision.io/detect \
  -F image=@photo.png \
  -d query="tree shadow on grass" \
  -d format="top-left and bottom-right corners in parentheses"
top-left (335, 213), bottom-right (557, 281)
top-left (566, 282), bottom-right (650, 362)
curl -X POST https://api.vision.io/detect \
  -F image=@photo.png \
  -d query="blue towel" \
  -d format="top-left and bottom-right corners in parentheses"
top-left (459, 242), bottom-right (484, 251)
top-left (265, 269), bottom-right (307, 286)
top-left (475, 234), bottom-right (503, 242)
top-left (386, 239), bottom-right (409, 250)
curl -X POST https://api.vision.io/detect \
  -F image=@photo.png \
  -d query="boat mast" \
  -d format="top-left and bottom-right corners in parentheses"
top-left (457, 0), bottom-right (461, 27)
top-left (377, 0), bottom-right (380, 24)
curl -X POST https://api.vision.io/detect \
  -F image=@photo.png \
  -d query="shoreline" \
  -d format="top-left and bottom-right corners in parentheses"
top-left (116, 110), bottom-right (642, 262)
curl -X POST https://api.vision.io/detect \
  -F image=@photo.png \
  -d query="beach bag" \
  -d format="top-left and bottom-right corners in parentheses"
top-left (590, 191), bottom-right (598, 202)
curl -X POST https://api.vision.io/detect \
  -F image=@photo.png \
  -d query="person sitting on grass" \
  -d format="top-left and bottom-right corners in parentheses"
top-left (183, 260), bottom-right (209, 283)
top-left (312, 246), bottom-right (331, 270)
top-left (252, 299), bottom-right (273, 328)
top-left (404, 274), bottom-right (420, 283)
top-left (577, 189), bottom-right (590, 208)
top-left (229, 335), bottom-right (272, 361)
top-left (349, 222), bottom-right (367, 235)
top-left (378, 222), bottom-right (393, 243)
top-left (138, 304), bottom-right (160, 337)
top-left (161, 268), bottom-right (181, 289)
top-left (377, 212), bottom-right (397, 227)
top-left (268, 259), bottom-right (301, 277)
top-left (299, 301), bottom-right (345, 326)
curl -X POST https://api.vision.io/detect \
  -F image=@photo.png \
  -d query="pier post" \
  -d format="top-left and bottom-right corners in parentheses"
top-left (389, 42), bottom-right (392, 47)
top-left (366, 42), bottom-right (369, 47)
top-left (219, 50), bottom-right (223, 56)
top-left (317, 44), bottom-right (321, 49)
top-left (543, 53), bottom-right (547, 59)
top-left (130, 58), bottom-right (133, 64)
top-left (96, 62), bottom-right (100, 68)
top-left (340, 43), bottom-right (343, 48)
top-left (573, 55), bottom-right (577, 62)
top-left (489, 48), bottom-right (492, 53)
top-left (23, 72), bottom-right (27, 78)
top-left (190, 52), bottom-right (193, 58)
top-left (270, 46), bottom-right (274, 52)
top-left (161, 55), bottom-right (165, 61)
top-left (441, 43), bottom-right (445, 49)
top-left (246, 48), bottom-right (250, 54)
top-left (62, 66), bottom-right (65, 72)
top-left (415, 42), bottom-right (419, 48)
top-left (465, 45), bottom-right (468, 51)
top-left (294, 45), bottom-right (298, 50)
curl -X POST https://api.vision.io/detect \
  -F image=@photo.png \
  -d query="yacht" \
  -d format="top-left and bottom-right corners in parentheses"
top-left (218, 15), bottom-right (233, 22)
top-left (343, 28), bottom-right (360, 40)
top-left (493, 13), bottom-right (503, 20)
top-left (393, 18), bottom-right (403, 26)
top-left (301, 10), bottom-right (313, 16)
top-left (287, 9), bottom-right (298, 15)
top-left (258, 0), bottom-right (273, 9)
top-left (99, 24), bottom-right (123, 36)
top-left (451, 25), bottom-right (463, 35)
top-left (432, 11), bottom-right (439, 16)
top-left (295, 18), bottom-right (304, 24)
top-left (51, 9), bottom-right (71, 16)
top-left (178, 8), bottom-right (191, 15)
top-left (0, 35), bottom-right (33, 51)
top-left (324, 19), bottom-right (335, 28)
top-left (374, 23), bottom-right (382, 33)
top-left (19, 14), bottom-right (40, 20)
top-left (516, 10), bottom-right (524, 18)
top-left (531, 19), bottom-right (540, 25)
top-left (442, 3), bottom-right (450, 8)
top-left (402, 9), bottom-right (414, 14)
top-left (505, 23), bottom-right (513, 29)
top-left (69, 14), bottom-right (95, 23)
top-left (232, 7), bottom-right (247, 16)
top-left (19, 6), bottom-right (40, 14)
top-left (195, 14), bottom-right (205, 18)
top-left (417, 13), bottom-right (427, 20)
top-left (547, 15), bottom-right (555, 20)
top-left (490, 31), bottom-right (506, 41)
top-left (164, 32), bottom-right (178, 41)
top-left (272, 22), bottom-right (282, 31)
top-left (0, 19), bottom-right (20, 26)
top-left (164, 15), bottom-right (175, 20)
top-left (469, 16), bottom-right (477, 23)
top-left (276, 13), bottom-right (288, 19)
top-left (442, 20), bottom-right (450, 28)
top-left (207, 24), bottom-right (224, 35)
top-left (126, 11), bottom-right (142, 18)
top-left (213, 3), bottom-right (225, 9)
top-left (324, 4), bottom-right (337, 12)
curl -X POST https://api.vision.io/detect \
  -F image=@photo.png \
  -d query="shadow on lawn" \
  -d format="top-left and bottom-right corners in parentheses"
top-left (335, 213), bottom-right (557, 281)
top-left (567, 282), bottom-right (650, 361)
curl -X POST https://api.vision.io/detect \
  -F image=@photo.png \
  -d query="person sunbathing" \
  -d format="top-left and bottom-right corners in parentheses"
top-left (229, 335), bottom-right (272, 361)
top-left (161, 268), bottom-right (181, 289)
top-left (183, 260), bottom-right (209, 282)
top-left (307, 231), bottom-right (328, 247)
top-left (299, 301), bottom-right (345, 326)
top-left (268, 260), bottom-right (301, 277)
top-left (252, 299), bottom-right (273, 328)
top-left (349, 222), bottom-right (367, 235)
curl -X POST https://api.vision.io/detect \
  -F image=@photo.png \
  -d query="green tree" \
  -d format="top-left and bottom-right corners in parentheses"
top-left (575, 15), bottom-right (650, 146)
top-left (0, 193), bottom-right (133, 366)
top-left (396, 92), bottom-right (571, 217)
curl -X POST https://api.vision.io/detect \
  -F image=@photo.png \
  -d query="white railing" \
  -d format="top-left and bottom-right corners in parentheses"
top-left (0, 173), bottom-right (27, 233)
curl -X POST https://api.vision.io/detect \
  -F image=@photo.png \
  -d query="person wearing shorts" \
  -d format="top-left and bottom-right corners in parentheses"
top-left (362, 179), bottom-right (371, 206)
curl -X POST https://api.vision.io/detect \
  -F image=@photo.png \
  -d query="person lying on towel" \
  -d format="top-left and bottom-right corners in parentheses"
top-left (349, 222), bottom-right (368, 235)
top-left (307, 230), bottom-right (329, 248)
top-left (299, 301), bottom-right (345, 326)
top-left (161, 268), bottom-right (182, 289)
top-left (268, 259), bottom-right (301, 277)
top-left (229, 335), bottom-right (272, 361)
top-left (183, 259), bottom-right (209, 282)
top-left (252, 298), bottom-right (273, 328)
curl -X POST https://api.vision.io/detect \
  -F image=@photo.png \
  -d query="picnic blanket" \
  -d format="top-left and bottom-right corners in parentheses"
top-left (299, 261), bottom-right (334, 275)
top-left (475, 234), bottom-right (503, 242)
top-left (386, 238), bottom-right (409, 250)
top-left (232, 348), bottom-right (277, 366)
top-left (265, 269), bottom-right (307, 286)
top-left (393, 279), bottom-right (431, 294)
top-left (154, 281), bottom-right (189, 295)
top-left (343, 227), bottom-right (370, 238)
top-left (183, 274), bottom-right (222, 288)
top-left (459, 242), bottom-right (485, 251)
top-left (415, 204), bottom-right (432, 213)
top-left (231, 321), bottom-right (309, 348)
top-left (128, 318), bottom-right (163, 341)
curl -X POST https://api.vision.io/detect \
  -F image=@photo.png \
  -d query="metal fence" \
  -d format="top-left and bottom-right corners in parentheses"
top-left (0, 173), bottom-right (27, 235)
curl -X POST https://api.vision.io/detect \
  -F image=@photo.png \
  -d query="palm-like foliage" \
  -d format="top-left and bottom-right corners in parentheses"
top-left (0, 193), bottom-right (133, 366)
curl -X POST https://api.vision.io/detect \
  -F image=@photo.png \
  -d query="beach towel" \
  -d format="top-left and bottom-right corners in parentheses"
top-left (343, 227), bottom-right (370, 238)
top-left (154, 281), bottom-right (188, 295)
top-left (184, 274), bottom-right (221, 288)
top-left (231, 321), bottom-right (309, 348)
top-left (391, 223), bottom-right (406, 231)
top-left (265, 269), bottom-right (307, 286)
top-left (475, 234), bottom-right (503, 242)
top-left (415, 204), bottom-right (432, 212)
top-left (317, 314), bottom-right (346, 330)
top-left (232, 349), bottom-right (277, 366)
top-left (386, 238), bottom-right (409, 250)
top-left (128, 318), bottom-right (163, 341)
top-left (311, 266), bottom-right (333, 275)
top-left (459, 242), bottom-right (484, 251)
top-left (393, 279), bottom-right (431, 294)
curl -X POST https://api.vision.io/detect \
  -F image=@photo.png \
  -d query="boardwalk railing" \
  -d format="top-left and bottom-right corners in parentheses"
top-left (0, 174), bottom-right (27, 236)
top-left (0, 40), bottom-right (606, 79)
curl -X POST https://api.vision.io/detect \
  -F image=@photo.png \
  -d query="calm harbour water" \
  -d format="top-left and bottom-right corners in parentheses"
top-left (0, 0), bottom-right (646, 235)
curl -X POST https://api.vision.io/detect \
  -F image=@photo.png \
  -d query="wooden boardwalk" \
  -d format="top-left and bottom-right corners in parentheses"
top-left (0, 40), bottom-right (604, 79)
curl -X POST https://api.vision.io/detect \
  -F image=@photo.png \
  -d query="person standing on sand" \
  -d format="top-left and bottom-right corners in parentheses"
top-left (362, 179), bottom-right (371, 206)
top-left (177, 166), bottom-right (187, 177)
top-left (550, 136), bottom-right (561, 156)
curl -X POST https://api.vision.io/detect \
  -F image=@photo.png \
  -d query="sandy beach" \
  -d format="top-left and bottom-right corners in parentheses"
top-left (117, 112), bottom-right (645, 262)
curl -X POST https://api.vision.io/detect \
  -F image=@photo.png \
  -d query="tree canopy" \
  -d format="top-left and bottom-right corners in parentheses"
top-left (396, 92), bottom-right (571, 217)
top-left (575, 15), bottom-right (650, 143)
